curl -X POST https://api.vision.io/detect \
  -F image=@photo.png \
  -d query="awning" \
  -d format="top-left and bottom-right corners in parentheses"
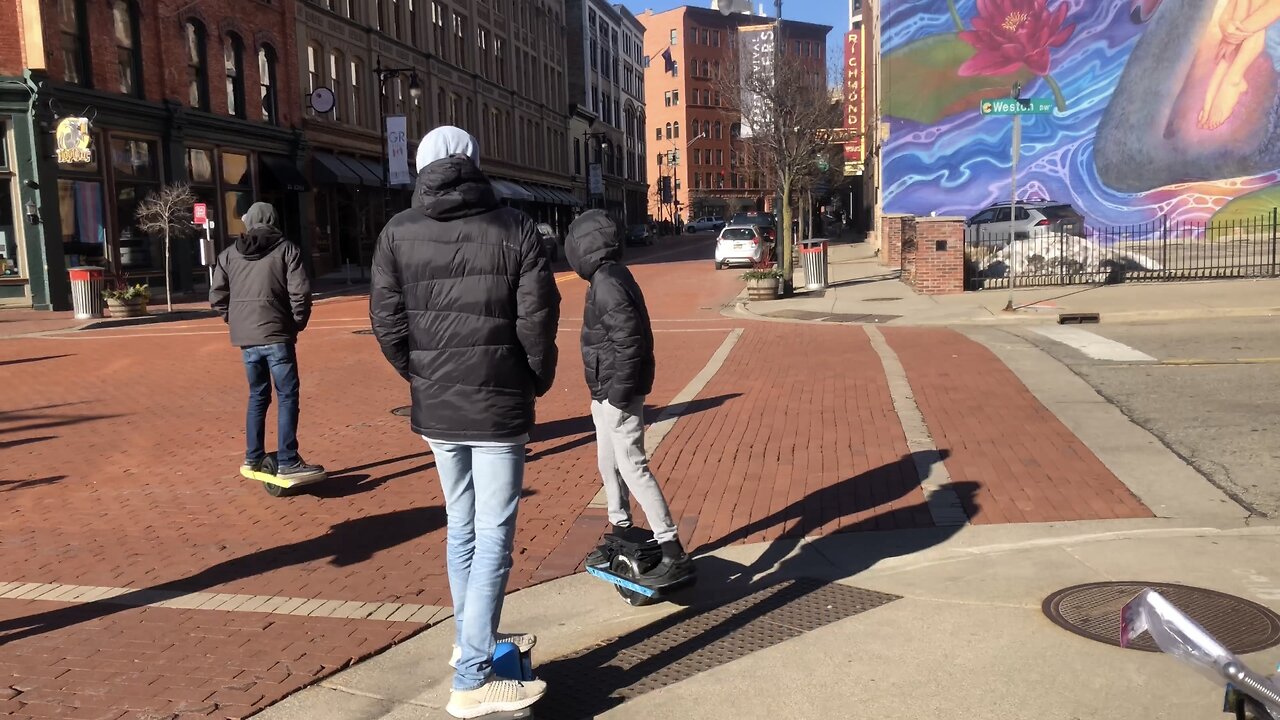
top-left (259, 153), bottom-right (310, 193)
top-left (527, 185), bottom-right (558, 204)
top-left (550, 188), bottom-right (582, 207)
top-left (312, 152), bottom-right (361, 186)
top-left (492, 179), bottom-right (535, 202)
top-left (340, 156), bottom-right (382, 187)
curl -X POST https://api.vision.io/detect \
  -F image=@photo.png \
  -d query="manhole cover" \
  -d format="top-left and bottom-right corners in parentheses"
top-left (1043, 582), bottom-right (1280, 653)
top-left (391, 406), bottom-right (412, 416)
top-left (352, 329), bottom-right (374, 335)
top-left (864, 297), bottom-right (904, 302)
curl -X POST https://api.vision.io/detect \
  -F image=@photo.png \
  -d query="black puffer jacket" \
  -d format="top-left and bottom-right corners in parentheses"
top-left (209, 227), bottom-right (311, 347)
top-left (565, 210), bottom-right (655, 409)
top-left (369, 156), bottom-right (560, 442)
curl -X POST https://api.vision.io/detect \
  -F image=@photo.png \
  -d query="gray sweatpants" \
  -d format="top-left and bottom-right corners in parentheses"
top-left (590, 397), bottom-right (679, 544)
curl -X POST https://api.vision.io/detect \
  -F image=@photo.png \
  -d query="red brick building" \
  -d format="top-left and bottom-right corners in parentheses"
top-left (639, 5), bottom-right (830, 226)
top-left (0, 0), bottom-right (305, 310)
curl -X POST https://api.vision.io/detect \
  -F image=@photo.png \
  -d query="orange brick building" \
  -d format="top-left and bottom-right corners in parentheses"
top-left (639, 5), bottom-right (830, 225)
top-left (0, 0), bottom-right (303, 310)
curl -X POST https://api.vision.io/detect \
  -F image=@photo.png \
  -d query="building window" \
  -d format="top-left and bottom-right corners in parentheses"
top-left (453, 12), bottom-right (468, 70)
top-left (665, 122), bottom-right (671, 140)
top-left (715, 149), bottom-right (723, 166)
top-left (60, 0), bottom-right (91, 86)
top-left (433, 2), bottom-right (446, 54)
top-left (409, 0), bottom-right (419, 44)
top-left (673, 121), bottom-right (680, 139)
top-left (663, 90), bottom-right (671, 107)
top-left (185, 20), bottom-right (210, 110)
top-left (655, 127), bottom-right (661, 140)
top-left (669, 29), bottom-right (677, 45)
top-left (329, 50), bottom-right (344, 121)
top-left (714, 31), bottom-right (721, 47)
top-left (496, 38), bottom-right (507, 86)
top-left (259, 44), bottom-right (278, 124)
top-left (478, 27), bottom-right (490, 79)
top-left (349, 58), bottom-right (364, 127)
top-left (306, 43), bottom-right (321, 117)
top-left (673, 90), bottom-right (679, 105)
top-left (700, 29), bottom-right (708, 45)
top-left (714, 121), bottom-right (722, 139)
top-left (391, 0), bottom-right (401, 37)
top-left (112, 0), bottom-right (142, 97)
top-left (224, 33), bottom-right (246, 118)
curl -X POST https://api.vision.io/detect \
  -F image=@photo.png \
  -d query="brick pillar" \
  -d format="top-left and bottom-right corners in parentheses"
top-left (900, 217), bottom-right (918, 283)
top-left (906, 217), bottom-right (965, 295)
top-left (883, 213), bottom-right (907, 268)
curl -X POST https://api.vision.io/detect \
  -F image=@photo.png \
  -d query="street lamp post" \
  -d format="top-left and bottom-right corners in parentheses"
top-left (373, 60), bottom-right (422, 222)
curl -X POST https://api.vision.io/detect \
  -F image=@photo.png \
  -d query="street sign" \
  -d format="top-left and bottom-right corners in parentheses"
top-left (816, 127), bottom-right (859, 144)
top-left (193, 203), bottom-right (207, 226)
top-left (980, 97), bottom-right (1053, 116)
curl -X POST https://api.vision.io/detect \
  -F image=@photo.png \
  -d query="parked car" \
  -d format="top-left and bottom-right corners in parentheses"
top-left (536, 222), bottom-right (561, 261)
top-left (714, 224), bottom-right (773, 270)
top-left (965, 201), bottom-right (1085, 248)
top-left (686, 216), bottom-right (725, 233)
top-left (626, 224), bottom-right (655, 246)
top-left (729, 211), bottom-right (777, 242)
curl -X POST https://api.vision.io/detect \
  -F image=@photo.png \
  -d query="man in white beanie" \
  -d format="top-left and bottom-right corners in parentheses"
top-left (370, 127), bottom-right (558, 718)
top-left (210, 201), bottom-right (324, 481)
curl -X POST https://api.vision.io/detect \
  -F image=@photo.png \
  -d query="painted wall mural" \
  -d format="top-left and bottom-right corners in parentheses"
top-left (882, 0), bottom-right (1280, 226)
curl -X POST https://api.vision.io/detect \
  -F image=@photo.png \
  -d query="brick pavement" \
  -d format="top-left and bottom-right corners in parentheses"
top-left (0, 238), bottom-right (1152, 718)
top-left (880, 327), bottom-right (1151, 523)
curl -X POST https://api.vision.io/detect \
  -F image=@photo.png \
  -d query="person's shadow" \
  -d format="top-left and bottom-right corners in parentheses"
top-left (0, 506), bottom-right (447, 645)
top-left (532, 451), bottom-right (977, 719)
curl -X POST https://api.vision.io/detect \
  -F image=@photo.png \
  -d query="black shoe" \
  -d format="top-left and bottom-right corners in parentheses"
top-left (586, 525), bottom-right (642, 566)
top-left (277, 460), bottom-right (326, 479)
top-left (242, 457), bottom-right (264, 472)
top-left (637, 541), bottom-right (694, 584)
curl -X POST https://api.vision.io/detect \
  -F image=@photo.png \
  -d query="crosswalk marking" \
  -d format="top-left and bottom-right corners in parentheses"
top-left (1033, 326), bottom-right (1156, 362)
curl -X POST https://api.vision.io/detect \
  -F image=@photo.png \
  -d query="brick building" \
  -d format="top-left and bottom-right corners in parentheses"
top-left (296, 0), bottom-right (579, 276)
top-left (0, 0), bottom-right (305, 310)
top-left (639, 5), bottom-right (830, 226)
top-left (563, 0), bottom-right (648, 226)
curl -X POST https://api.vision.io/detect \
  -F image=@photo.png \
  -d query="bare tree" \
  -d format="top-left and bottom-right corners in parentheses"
top-left (716, 43), bottom-right (842, 291)
top-left (135, 183), bottom-right (197, 312)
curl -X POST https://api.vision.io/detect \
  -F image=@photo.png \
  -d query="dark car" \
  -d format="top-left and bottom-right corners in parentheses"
top-left (626, 224), bottom-right (655, 246)
top-left (730, 211), bottom-right (777, 242)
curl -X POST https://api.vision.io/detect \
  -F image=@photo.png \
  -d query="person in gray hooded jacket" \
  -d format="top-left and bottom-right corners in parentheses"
top-left (210, 201), bottom-right (324, 480)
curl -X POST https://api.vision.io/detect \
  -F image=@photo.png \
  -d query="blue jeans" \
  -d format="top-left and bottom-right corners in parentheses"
top-left (242, 343), bottom-right (300, 468)
top-left (426, 439), bottom-right (525, 691)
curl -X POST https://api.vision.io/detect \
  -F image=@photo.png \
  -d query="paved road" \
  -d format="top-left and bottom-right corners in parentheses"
top-left (1018, 317), bottom-right (1280, 517)
top-left (0, 234), bottom-right (1149, 719)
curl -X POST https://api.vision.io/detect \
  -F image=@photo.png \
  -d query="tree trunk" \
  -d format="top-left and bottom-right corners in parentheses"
top-left (163, 228), bottom-right (172, 313)
top-left (780, 178), bottom-right (793, 294)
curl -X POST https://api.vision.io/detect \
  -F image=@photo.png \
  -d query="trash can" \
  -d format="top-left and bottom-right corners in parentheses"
top-left (799, 239), bottom-right (829, 290)
top-left (68, 266), bottom-right (105, 320)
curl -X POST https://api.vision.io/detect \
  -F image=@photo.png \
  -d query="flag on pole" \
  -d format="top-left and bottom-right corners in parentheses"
top-left (661, 47), bottom-right (675, 74)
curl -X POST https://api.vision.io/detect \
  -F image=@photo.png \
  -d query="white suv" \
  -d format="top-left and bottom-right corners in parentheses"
top-left (686, 216), bottom-right (725, 233)
top-left (714, 225), bottom-right (772, 269)
top-left (965, 201), bottom-right (1085, 247)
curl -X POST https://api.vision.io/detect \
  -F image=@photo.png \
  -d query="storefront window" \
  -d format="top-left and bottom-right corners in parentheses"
top-left (221, 151), bottom-right (253, 237)
top-left (187, 147), bottom-right (214, 184)
top-left (0, 169), bottom-right (19, 277)
top-left (58, 179), bottom-right (107, 268)
top-left (111, 137), bottom-right (161, 272)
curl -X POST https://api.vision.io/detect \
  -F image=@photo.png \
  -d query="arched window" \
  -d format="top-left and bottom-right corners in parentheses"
top-left (306, 43), bottom-right (322, 117)
top-left (259, 44), bottom-right (278, 124)
top-left (329, 49), bottom-right (344, 121)
top-left (185, 20), bottom-right (209, 110)
top-left (224, 33), bottom-right (245, 118)
top-left (349, 57), bottom-right (364, 127)
top-left (714, 121), bottom-right (722, 139)
top-left (665, 122), bottom-right (671, 140)
top-left (702, 120), bottom-right (710, 137)
top-left (673, 121), bottom-right (680, 139)
top-left (59, 0), bottom-right (91, 86)
top-left (112, 0), bottom-right (142, 96)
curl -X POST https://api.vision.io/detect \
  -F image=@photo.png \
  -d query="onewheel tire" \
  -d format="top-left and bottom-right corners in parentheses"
top-left (610, 554), bottom-right (657, 607)
top-left (262, 481), bottom-right (293, 497)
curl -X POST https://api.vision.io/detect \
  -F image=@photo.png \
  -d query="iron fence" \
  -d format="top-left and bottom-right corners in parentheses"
top-left (965, 209), bottom-right (1280, 290)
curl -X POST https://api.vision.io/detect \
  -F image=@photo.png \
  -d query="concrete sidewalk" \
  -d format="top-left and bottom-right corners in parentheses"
top-left (256, 517), bottom-right (1280, 720)
top-left (734, 243), bottom-right (1280, 326)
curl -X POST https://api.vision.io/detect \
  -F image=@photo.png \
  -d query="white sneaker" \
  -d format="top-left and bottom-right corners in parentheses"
top-left (446, 678), bottom-right (546, 719)
top-left (448, 632), bottom-right (538, 668)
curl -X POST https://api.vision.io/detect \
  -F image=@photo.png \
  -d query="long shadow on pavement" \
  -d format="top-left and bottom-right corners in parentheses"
top-left (534, 452), bottom-right (974, 719)
top-left (0, 505), bottom-right (446, 644)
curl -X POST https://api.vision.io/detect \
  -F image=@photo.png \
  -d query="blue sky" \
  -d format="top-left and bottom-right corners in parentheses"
top-left (618, 1), bottom-right (848, 67)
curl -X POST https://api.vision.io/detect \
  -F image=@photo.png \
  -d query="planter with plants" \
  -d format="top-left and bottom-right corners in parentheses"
top-left (742, 266), bottom-right (783, 301)
top-left (103, 283), bottom-right (150, 317)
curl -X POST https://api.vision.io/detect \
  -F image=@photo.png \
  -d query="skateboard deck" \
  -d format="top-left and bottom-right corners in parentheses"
top-left (239, 453), bottom-right (327, 497)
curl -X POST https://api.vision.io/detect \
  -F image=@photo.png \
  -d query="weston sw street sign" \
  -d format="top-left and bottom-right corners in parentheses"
top-left (980, 97), bottom-right (1054, 116)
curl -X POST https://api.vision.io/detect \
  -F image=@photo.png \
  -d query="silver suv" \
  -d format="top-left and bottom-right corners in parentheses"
top-left (964, 201), bottom-right (1085, 247)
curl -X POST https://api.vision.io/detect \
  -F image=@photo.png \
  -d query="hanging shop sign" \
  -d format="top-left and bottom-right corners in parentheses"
top-left (54, 116), bottom-right (94, 166)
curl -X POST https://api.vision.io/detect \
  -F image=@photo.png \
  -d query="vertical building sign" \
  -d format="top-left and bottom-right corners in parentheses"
top-left (386, 115), bottom-right (411, 186)
top-left (843, 27), bottom-right (864, 175)
top-left (739, 25), bottom-right (776, 140)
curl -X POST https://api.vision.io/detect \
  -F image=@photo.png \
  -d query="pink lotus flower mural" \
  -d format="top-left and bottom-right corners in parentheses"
top-left (949, 0), bottom-right (1076, 109)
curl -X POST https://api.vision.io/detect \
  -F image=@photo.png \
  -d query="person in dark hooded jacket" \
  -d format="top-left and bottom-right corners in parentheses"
top-left (565, 209), bottom-right (693, 585)
top-left (210, 201), bottom-right (324, 480)
top-left (369, 126), bottom-right (557, 719)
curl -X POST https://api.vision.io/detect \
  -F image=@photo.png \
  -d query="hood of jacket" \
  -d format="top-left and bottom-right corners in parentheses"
top-left (412, 155), bottom-right (499, 221)
top-left (235, 226), bottom-right (284, 260)
top-left (566, 209), bottom-right (621, 280)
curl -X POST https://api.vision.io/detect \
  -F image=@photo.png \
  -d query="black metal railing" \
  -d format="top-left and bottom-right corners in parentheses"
top-left (965, 209), bottom-right (1280, 290)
